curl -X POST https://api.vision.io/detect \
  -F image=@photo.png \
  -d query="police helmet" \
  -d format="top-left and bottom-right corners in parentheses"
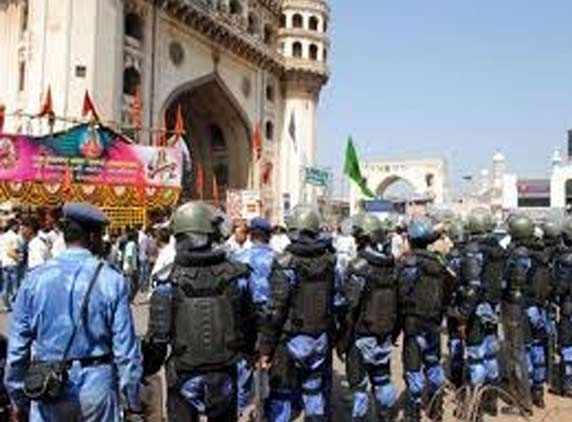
top-left (408, 218), bottom-right (434, 242)
top-left (508, 214), bottom-right (534, 242)
top-left (286, 206), bottom-right (321, 235)
top-left (542, 219), bottom-right (562, 241)
top-left (171, 201), bottom-right (217, 235)
top-left (447, 219), bottom-right (466, 244)
top-left (356, 213), bottom-right (386, 243)
top-left (562, 216), bottom-right (572, 241)
top-left (466, 209), bottom-right (493, 235)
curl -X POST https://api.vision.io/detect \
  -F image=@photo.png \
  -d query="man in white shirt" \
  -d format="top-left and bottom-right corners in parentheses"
top-left (0, 219), bottom-right (21, 310)
top-left (270, 225), bottom-right (291, 254)
top-left (138, 225), bottom-right (151, 293)
top-left (225, 221), bottom-right (251, 254)
top-left (45, 209), bottom-right (66, 258)
top-left (22, 217), bottom-right (51, 270)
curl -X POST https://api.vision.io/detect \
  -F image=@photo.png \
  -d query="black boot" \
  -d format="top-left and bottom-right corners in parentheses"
top-left (404, 401), bottom-right (421, 422)
top-left (482, 387), bottom-right (498, 416)
top-left (531, 385), bottom-right (546, 409)
top-left (427, 393), bottom-right (443, 422)
top-left (376, 407), bottom-right (394, 422)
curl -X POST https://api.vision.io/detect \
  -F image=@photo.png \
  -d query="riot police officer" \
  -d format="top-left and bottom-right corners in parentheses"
top-left (505, 214), bottom-right (552, 409)
top-left (552, 217), bottom-right (572, 397)
top-left (337, 213), bottom-right (398, 422)
top-left (454, 210), bottom-right (504, 418)
top-left (445, 219), bottom-right (467, 390)
top-left (144, 201), bottom-right (256, 421)
top-left (5, 202), bottom-right (143, 422)
top-left (258, 207), bottom-right (337, 422)
top-left (398, 218), bottom-right (456, 422)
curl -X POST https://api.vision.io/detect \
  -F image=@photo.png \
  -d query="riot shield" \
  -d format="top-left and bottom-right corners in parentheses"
top-left (547, 310), bottom-right (561, 395)
top-left (500, 301), bottom-right (533, 413)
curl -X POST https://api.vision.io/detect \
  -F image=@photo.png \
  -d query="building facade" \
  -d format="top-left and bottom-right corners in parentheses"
top-left (0, 0), bottom-right (330, 220)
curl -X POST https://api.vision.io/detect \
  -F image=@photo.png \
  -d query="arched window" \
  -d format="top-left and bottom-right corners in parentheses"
top-left (247, 13), bottom-right (260, 35)
top-left (309, 16), bottom-right (319, 31)
top-left (323, 19), bottom-right (328, 32)
top-left (123, 67), bottom-right (141, 96)
top-left (323, 48), bottom-right (328, 61)
top-left (292, 13), bottom-right (303, 28)
top-left (265, 121), bottom-right (274, 141)
top-left (292, 42), bottom-right (302, 58)
top-left (263, 25), bottom-right (274, 45)
top-left (209, 124), bottom-right (227, 152)
top-left (229, 0), bottom-right (243, 15)
top-left (125, 13), bottom-right (143, 41)
top-left (309, 44), bottom-right (318, 60)
top-left (280, 14), bottom-right (286, 28)
top-left (266, 84), bottom-right (275, 102)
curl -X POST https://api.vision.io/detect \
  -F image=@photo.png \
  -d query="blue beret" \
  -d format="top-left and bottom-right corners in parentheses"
top-left (62, 202), bottom-right (109, 227)
top-left (250, 217), bottom-right (272, 233)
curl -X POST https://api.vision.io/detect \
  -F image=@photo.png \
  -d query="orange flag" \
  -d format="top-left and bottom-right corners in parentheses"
top-left (154, 113), bottom-right (167, 146)
top-left (196, 159), bottom-right (204, 200)
top-left (174, 105), bottom-right (185, 137)
top-left (0, 105), bottom-right (5, 133)
top-left (212, 173), bottom-right (219, 203)
top-left (253, 122), bottom-right (262, 161)
top-left (132, 85), bottom-right (142, 128)
top-left (38, 86), bottom-right (53, 117)
top-left (62, 164), bottom-right (72, 199)
top-left (82, 90), bottom-right (100, 121)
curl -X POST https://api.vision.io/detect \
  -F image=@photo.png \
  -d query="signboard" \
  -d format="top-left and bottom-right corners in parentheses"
top-left (0, 124), bottom-right (181, 187)
top-left (226, 189), bottom-right (262, 220)
top-left (304, 166), bottom-right (332, 190)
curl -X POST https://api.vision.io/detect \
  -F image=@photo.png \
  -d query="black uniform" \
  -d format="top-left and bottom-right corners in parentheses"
top-left (145, 249), bottom-right (255, 421)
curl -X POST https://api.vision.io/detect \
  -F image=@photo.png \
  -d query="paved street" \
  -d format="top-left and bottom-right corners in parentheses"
top-left (1, 303), bottom-right (570, 421)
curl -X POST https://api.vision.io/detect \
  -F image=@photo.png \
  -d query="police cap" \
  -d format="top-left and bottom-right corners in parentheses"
top-left (250, 217), bottom-right (272, 233)
top-left (62, 202), bottom-right (108, 229)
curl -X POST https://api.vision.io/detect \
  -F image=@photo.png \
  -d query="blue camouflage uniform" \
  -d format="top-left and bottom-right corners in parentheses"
top-left (231, 218), bottom-right (275, 413)
top-left (259, 236), bottom-right (338, 422)
top-left (553, 245), bottom-right (572, 395)
top-left (445, 244), bottom-right (465, 388)
top-left (5, 203), bottom-right (142, 422)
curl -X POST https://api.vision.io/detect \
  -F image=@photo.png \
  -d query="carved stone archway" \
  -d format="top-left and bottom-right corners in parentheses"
top-left (162, 74), bottom-right (252, 201)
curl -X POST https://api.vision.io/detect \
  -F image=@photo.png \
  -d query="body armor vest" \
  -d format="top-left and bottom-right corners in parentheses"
top-left (354, 253), bottom-right (397, 336)
top-left (555, 250), bottom-right (572, 316)
top-left (479, 237), bottom-right (505, 304)
top-left (507, 246), bottom-right (550, 306)
top-left (284, 252), bottom-right (335, 335)
top-left (171, 257), bottom-right (248, 371)
top-left (399, 251), bottom-right (446, 326)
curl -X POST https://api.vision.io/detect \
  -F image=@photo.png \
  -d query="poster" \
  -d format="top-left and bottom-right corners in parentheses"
top-left (226, 189), bottom-right (261, 220)
top-left (0, 124), bottom-right (182, 188)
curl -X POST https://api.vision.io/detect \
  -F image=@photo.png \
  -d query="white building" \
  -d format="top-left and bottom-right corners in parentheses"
top-left (0, 0), bottom-right (331, 220)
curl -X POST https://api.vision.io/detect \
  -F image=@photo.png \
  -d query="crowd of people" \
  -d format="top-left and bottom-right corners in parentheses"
top-left (1, 201), bottom-right (572, 422)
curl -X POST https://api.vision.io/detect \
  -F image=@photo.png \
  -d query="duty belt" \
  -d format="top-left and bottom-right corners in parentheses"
top-left (66, 354), bottom-right (113, 369)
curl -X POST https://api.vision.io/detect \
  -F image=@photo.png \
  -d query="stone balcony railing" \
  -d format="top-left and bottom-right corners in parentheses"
top-left (284, 57), bottom-right (329, 76)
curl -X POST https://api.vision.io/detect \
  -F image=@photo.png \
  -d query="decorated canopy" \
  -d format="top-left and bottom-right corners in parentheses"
top-left (0, 123), bottom-right (182, 208)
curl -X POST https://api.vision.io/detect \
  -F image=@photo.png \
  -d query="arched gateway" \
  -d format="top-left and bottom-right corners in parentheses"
top-left (162, 74), bottom-right (252, 201)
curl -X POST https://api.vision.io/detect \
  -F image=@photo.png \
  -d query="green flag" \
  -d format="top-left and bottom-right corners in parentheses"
top-left (343, 137), bottom-right (376, 198)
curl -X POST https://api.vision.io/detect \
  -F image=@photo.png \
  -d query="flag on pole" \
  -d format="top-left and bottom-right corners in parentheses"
top-left (253, 122), bottom-right (262, 161)
top-left (38, 86), bottom-right (53, 117)
top-left (343, 137), bottom-right (376, 198)
top-left (82, 90), bottom-right (100, 121)
top-left (154, 113), bottom-right (167, 146)
top-left (288, 111), bottom-right (297, 150)
top-left (196, 159), bottom-right (204, 200)
top-left (174, 105), bottom-right (185, 137)
top-left (0, 105), bottom-right (5, 133)
top-left (212, 173), bottom-right (219, 203)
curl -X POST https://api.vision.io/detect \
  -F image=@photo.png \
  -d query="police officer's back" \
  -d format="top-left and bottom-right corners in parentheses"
top-left (145, 201), bottom-right (255, 422)
top-left (4, 202), bottom-right (142, 422)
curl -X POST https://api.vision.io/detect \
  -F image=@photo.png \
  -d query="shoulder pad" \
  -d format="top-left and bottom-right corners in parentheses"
top-left (275, 252), bottom-right (294, 269)
top-left (402, 253), bottom-right (417, 267)
top-left (349, 257), bottom-right (368, 275)
top-left (465, 241), bottom-right (481, 254)
top-left (219, 260), bottom-right (250, 280)
top-left (513, 246), bottom-right (529, 258)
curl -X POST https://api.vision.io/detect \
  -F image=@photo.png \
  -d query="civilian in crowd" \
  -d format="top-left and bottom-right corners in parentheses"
top-left (150, 228), bottom-right (175, 289)
top-left (0, 219), bottom-right (21, 311)
top-left (137, 225), bottom-right (151, 294)
top-left (270, 224), bottom-right (290, 254)
top-left (123, 229), bottom-right (139, 301)
top-left (46, 208), bottom-right (66, 258)
top-left (22, 216), bottom-right (51, 270)
top-left (225, 220), bottom-right (251, 253)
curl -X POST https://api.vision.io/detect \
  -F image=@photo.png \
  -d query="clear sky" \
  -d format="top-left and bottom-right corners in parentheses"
top-left (317, 0), bottom-right (572, 195)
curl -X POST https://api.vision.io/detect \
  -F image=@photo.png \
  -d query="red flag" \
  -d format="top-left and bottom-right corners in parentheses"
top-left (0, 105), bottom-right (5, 133)
top-left (132, 85), bottom-right (142, 128)
top-left (154, 113), bottom-right (167, 146)
top-left (196, 159), bottom-right (204, 200)
top-left (38, 86), bottom-right (53, 117)
top-left (82, 90), bottom-right (100, 121)
top-left (253, 123), bottom-right (262, 161)
top-left (212, 173), bottom-right (219, 203)
top-left (62, 165), bottom-right (72, 199)
top-left (174, 105), bottom-right (185, 137)
top-left (136, 174), bottom-right (146, 204)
